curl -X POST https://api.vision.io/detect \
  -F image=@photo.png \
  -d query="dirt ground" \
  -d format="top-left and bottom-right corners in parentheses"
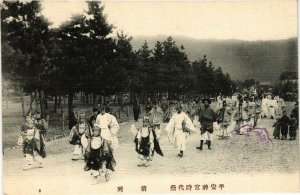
top-left (3, 105), bottom-right (300, 194)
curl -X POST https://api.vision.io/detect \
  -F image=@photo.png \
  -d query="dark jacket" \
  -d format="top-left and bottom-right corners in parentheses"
top-left (199, 106), bottom-right (216, 133)
top-left (69, 110), bottom-right (78, 130)
top-left (89, 114), bottom-right (98, 128)
top-left (290, 106), bottom-right (298, 124)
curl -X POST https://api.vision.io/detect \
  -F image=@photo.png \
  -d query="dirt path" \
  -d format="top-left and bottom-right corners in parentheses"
top-left (3, 118), bottom-right (300, 194)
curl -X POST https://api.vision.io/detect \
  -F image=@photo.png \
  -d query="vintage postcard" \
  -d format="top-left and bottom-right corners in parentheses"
top-left (2, 0), bottom-right (299, 194)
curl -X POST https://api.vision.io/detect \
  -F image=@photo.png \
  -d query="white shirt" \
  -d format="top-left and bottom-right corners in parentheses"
top-left (95, 113), bottom-right (119, 141)
top-left (172, 112), bottom-right (188, 130)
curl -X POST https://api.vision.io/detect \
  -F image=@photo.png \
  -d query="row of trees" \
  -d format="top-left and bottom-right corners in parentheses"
top-left (2, 1), bottom-right (235, 118)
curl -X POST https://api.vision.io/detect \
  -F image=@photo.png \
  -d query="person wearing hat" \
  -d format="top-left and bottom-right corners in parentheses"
top-left (197, 98), bottom-right (216, 150)
top-left (69, 105), bottom-right (78, 130)
top-left (69, 113), bottom-right (91, 160)
top-left (166, 104), bottom-right (196, 157)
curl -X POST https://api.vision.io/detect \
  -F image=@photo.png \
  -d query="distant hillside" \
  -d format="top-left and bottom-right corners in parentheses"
top-left (131, 35), bottom-right (298, 84)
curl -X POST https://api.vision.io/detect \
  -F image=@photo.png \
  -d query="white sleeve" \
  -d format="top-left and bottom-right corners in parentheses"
top-left (184, 113), bottom-right (197, 132)
top-left (95, 115), bottom-right (100, 128)
top-left (165, 116), bottom-right (175, 133)
top-left (110, 115), bottom-right (120, 135)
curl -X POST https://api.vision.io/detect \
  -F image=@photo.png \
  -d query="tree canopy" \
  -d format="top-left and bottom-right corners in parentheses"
top-left (2, 1), bottom-right (237, 116)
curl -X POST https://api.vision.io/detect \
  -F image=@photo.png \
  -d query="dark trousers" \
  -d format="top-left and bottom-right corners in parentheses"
top-left (133, 110), bottom-right (139, 121)
top-left (281, 127), bottom-right (288, 138)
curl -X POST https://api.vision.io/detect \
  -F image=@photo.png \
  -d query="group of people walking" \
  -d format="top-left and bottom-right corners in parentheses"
top-left (68, 106), bottom-right (119, 184)
top-left (18, 93), bottom-right (298, 185)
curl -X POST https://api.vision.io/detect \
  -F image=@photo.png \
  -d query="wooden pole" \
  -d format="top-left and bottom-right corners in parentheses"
top-left (20, 87), bottom-right (25, 117)
top-left (61, 96), bottom-right (64, 131)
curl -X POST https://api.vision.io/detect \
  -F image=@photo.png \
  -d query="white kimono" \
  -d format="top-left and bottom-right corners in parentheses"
top-left (95, 113), bottom-right (120, 151)
top-left (165, 112), bottom-right (196, 151)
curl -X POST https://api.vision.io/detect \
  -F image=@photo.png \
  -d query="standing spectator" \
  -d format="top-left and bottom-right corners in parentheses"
top-left (197, 98), bottom-right (216, 150)
top-left (272, 118), bottom-right (281, 139)
top-left (145, 98), bottom-right (152, 114)
top-left (289, 117), bottom-right (297, 140)
top-left (133, 100), bottom-right (141, 122)
top-left (289, 101), bottom-right (298, 141)
top-left (216, 93), bottom-right (223, 110)
top-left (254, 97), bottom-right (261, 127)
top-left (290, 101), bottom-right (298, 125)
top-left (216, 100), bottom-right (232, 139)
top-left (161, 96), bottom-right (169, 113)
top-left (69, 105), bottom-right (77, 130)
top-left (248, 97), bottom-right (256, 127)
top-left (279, 110), bottom-right (289, 140)
top-left (89, 107), bottom-right (99, 128)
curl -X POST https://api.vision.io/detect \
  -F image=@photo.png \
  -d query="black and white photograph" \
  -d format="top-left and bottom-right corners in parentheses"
top-left (1, 0), bottom-right (299, 194)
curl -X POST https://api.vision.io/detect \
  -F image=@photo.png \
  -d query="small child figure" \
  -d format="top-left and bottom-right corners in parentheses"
top-left (272, 118), bottom-right (281, 139)
top-left (289, 117), bottom-right (297, 140)
top-left (134, 116), bottom-right (154, 167)
top-left (279, 111), bottom-right (289, 140)
top-left (20, 116), bottom-right (45, 170)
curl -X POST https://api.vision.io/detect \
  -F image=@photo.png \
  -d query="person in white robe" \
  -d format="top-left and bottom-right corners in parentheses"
top-left (165, 104), bottom-right (196, 157)
top-left (92, 106), bottom-right (119, 182)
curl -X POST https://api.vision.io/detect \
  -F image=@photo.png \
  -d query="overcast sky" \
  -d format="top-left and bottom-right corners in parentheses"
top-left (41, 0), bottom-right (297, 41)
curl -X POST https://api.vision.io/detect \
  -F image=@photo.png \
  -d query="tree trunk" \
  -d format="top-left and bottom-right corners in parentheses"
top-left (35, 89), bottom-right (39, 112)
top-left (113, 95), bottom-right (116, 105)
top-left (38, 89), bottom-right (46, 119)
top-left (58, 95), bottom-right (61, 106)
top-left (93, 92), bottom-right (97, 107)
top-left (127, 105), bottom-right (129, 117)
top-left (61, 96), bottom-right (64, 131)
top-left (68, 90), bottom-right (74, 118)
top-left (101, 95), bottom-right (104, 106)
top-left (85, 93), bottom-right (89, 105)
top-left (130, 91), bottom-right (133, 104)
top-left (26, 92), bottom-right (35, 116)
top-left (44, 91), bottom-right (48, 109)
top-left (54, 95), bottom-right (57, 112)
top-left (20, 87), bottom-right (25, 117)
